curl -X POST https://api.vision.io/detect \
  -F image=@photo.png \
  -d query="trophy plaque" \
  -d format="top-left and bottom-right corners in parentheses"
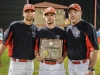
top-left (39, 38), bottom-right (63, 60)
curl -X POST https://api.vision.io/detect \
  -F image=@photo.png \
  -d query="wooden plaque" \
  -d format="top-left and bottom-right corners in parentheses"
top-left (39, 38), bottom-right (63, 60)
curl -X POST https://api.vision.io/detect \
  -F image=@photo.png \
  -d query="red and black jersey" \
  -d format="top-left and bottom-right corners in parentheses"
top-left (35, 26), bottom-right (66, 55)
top-left (65, 20), bottom-right (99, 60)
top-left (2, 20), bottom-right (38, 60)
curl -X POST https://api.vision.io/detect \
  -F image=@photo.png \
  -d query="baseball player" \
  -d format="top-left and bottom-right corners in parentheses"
top-left (34, 7), bottom-right (67, 75)
top-left (0, 4), bottom-right (38, 75)
top-left (65, 3), bottom-right (99, 75)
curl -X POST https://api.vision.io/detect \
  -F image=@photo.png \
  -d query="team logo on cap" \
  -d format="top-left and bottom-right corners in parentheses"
top-left (27, 4), bottom-right (31, 8)
top-left (47, 8), bottom-right (51, 11)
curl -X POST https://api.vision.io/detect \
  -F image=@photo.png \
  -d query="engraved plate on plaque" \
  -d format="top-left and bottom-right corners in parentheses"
top-left (39, 38), bottom-right (63, 60)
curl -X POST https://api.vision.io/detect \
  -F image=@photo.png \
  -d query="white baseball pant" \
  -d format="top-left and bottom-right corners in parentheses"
top-left (39, 62), bottom-right (66, 75)
top-left (8, 58), bottom-right (34, 75)
top-left (68, 59), bottom-right (95, 75)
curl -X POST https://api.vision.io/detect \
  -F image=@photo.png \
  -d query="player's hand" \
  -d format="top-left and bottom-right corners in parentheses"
top-left (36, 53), bottom-right (44, 61)
top-left (85, 70), bottom-right (95, 75)
top-left (56, 57), bottom-right (64, 64)
top-left (0, 60), bottom-right (2, 68)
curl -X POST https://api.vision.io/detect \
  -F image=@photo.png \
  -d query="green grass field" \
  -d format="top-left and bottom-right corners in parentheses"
top-left (0, 49), bottom-right (100, 75)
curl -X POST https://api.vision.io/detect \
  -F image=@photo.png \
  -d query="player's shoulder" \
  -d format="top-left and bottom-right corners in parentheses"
top-left (10, 20), bottom-right (22, 26)
top-left (81, 20), bottom-right (93, 27)
top-left (55, 26), bottom-right (65, 32)
top-left (33, 24), bottom-right (38, 30)
top-left (82, 20), bottom-right (95, 29)
top-left (38, 26), bottom-right (47, 31)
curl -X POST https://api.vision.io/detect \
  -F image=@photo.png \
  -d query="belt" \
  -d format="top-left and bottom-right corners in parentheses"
top-left (41, 61), bottom-right (56, 65)
top-left (70, 59), bottom-right (87, 64)
top-left (12, 58), bottom-right (28, 62)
